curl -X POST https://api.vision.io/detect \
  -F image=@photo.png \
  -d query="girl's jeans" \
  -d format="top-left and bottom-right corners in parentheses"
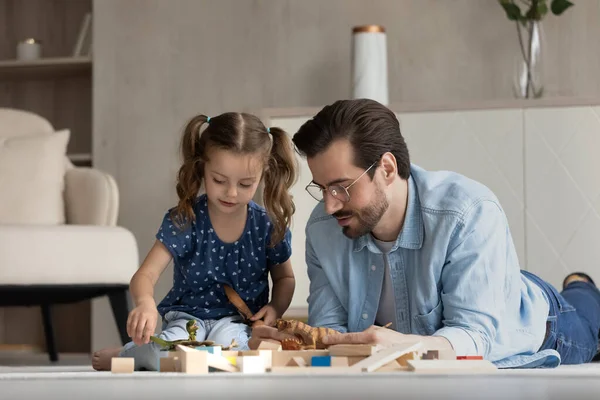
top-left (523, 270), bottom-right (600, 364)
top-left (118, 311), bottom-right (251, 371)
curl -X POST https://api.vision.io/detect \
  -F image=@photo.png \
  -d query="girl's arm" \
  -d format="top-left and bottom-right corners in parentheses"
top-left (268, 259), bottom-right (296, 317)
top-left (130, 239), bottom-right (172, 307)
top-left (127, 239), bottom-right (173, 344)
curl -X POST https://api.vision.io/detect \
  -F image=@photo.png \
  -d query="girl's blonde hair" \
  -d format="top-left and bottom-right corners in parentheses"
top-left (172, 112), bottom-right (297, 247)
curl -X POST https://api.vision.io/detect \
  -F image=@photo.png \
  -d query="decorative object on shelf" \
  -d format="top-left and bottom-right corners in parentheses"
top-left (351, 25), bottom-right (388, 105)
top-left (16, 38), bottom-right (42, 61)
top-left (498, 0), bottom-right (574, 99)
top-left (73, 12), bottom-right (92, 56)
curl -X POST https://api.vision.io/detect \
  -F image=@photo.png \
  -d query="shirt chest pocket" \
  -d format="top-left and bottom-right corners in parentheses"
top-left (413, 300), bottom-right (444, 335)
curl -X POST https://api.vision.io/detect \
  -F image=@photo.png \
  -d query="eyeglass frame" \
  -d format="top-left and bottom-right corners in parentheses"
top-left (304, 160), bottom-right (379, 203)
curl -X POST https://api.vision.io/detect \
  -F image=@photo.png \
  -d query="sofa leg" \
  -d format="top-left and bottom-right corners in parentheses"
top-left (41, 304), bottom-right (58, 362)
top-left (108, 290), bottom-right (131, 345)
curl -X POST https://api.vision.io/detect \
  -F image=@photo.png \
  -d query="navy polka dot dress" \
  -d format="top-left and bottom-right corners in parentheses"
top-left (155, 194), bottom-right (292, 320)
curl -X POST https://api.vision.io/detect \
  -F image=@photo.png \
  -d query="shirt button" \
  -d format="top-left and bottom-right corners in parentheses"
top-left (362, 313), bottom-right (368, 319)
top-left (371, 265), bottom-right (376, 271)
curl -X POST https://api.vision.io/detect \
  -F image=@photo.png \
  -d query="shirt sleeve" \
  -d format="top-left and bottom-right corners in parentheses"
top-left (432, 199), bottom-right (510, 358)
top-left (265, 225), bottom-right (292, 267)
top-left (155, 209), bottom-right (194, 259)
top-left (305, 229), bottom-right (348, 333)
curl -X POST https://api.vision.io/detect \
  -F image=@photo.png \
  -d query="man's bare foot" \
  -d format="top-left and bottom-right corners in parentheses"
top-left (92, 347), bottom-right (123, 371)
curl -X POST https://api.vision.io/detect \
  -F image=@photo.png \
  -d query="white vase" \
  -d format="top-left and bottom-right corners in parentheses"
top-left (351, 25), bottom-right (389, 105)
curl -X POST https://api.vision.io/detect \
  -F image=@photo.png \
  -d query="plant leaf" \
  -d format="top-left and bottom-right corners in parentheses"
top-left (537, 1), bottom-right (549, 18)
top-left (499, 1), bottom-right (523, 21)
top-left (551, 0), bottom-right (574, 15)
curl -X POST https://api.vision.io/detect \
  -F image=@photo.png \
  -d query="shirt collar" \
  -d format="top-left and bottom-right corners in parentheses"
top-left (353, 174), bottom-right (424, 253)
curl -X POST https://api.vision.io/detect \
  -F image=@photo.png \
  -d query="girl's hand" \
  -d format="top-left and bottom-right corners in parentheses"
top-left (126, 300), bottom-right (159, 345)
top-left (250, 303), bottom-right (278, 326)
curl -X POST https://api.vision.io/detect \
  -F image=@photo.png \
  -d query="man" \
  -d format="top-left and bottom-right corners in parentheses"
top-left (250, 98), bottom-right (600, 368)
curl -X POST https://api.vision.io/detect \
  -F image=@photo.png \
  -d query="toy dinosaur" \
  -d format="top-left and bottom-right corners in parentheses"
top-left (149, 319), bottom-right (238, 351)
top-left (223, 284), bottom-right (265, 327)
top-left (275, 319), bottom-right (341, 350)
top-left (222, 283), bottom-right (342, 349)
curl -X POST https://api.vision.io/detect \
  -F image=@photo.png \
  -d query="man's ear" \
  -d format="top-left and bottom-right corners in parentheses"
top-left (380, 152), bottom-right (397, 185)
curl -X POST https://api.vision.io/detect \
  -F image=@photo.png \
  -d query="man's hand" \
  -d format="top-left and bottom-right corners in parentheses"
top-left (247, 324), bottom-right (295, 350)
top-left (322, 325), bottom-right (453, 351)
top-left (249, 303), bottom-right (278, 327)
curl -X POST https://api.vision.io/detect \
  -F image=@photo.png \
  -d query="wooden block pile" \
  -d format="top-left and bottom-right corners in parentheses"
top-left (111, 339), bottom-right (496, 374)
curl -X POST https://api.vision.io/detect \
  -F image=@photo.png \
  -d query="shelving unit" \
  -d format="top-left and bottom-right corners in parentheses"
top-left (0, 56), bottom-right (92, 80)
top-left (0, 0), bottom-right (94, 353)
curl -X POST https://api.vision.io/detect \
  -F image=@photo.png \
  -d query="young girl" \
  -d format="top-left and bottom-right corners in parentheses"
top-left (92, 112), bottom-right (298, 371)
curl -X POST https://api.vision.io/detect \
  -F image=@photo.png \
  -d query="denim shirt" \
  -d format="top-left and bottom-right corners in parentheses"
top-left (305, 163), bottom-right (561, 368)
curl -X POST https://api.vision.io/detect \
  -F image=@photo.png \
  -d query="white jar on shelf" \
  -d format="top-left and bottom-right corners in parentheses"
top-left (351, 25), bottom-right (389, 105)
top-left (17, 38), bottom-right (42, 61)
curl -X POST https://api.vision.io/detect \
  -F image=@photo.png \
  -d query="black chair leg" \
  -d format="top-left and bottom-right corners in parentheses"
top-left (41, 304), bottom-right (58, 362)
top-left (108, 289), bottom-right (131, 345)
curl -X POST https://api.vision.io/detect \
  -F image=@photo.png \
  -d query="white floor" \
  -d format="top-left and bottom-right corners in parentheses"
top-left (1, 352), bottom-right (600, 400)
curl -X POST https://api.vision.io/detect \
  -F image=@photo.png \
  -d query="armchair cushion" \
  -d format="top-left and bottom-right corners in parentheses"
top-left (0, 225), bottom-right (139, 285)
top-left (0, 129), bottom-right (70, 225)
top-left (65, 167), bottom-right (119, 226)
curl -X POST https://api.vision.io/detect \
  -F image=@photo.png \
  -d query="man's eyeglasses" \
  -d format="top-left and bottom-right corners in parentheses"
top-left (305, 161), bottom-right (378, 203)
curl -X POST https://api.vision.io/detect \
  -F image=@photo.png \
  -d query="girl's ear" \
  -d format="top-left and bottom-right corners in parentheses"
top-left (380, 152), bottom-right (397, 185)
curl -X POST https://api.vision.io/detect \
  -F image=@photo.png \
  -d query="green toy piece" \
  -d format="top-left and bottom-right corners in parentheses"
top-left (149, 319), bottom-right (238, 351)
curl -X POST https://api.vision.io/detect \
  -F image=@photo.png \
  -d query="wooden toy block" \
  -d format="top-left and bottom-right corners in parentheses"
top-left (375, 360), bottom-right (406, 372)
top-left (406, 359), bottom-right (497, 373)
top-left (331, 356), bottom-right (349, 367)
top-left (225, 356), bottom-right (237, 366)
top-left (176, 345), bottom-right (208, 374)
top-left (111, 357), bottom-right (134, 374)
top-left (271, 349), bottom-right (329, 367)
top-left (328, 344), bottom-right (382, 357)
top-left (311, 355), bottom-right (332, 367)
top-left (207, 353), bottom-right (239, 372)
top-left (350, 342), bottom-right (422, 373)
top-left (258, 349), bottom-right (273, 369)
top-left (437, 348), bottom-right (456, 360)
top-left (195, 346), bottom-right (222, 356)
top-left (285, 356), bottom-right (307, 367)
top-left (238, 355), bottom-right (265, 373)
top-left (258, 340), bottom-right (282, 351)
top-left (346, 356), bottom-right (367, 366)
top-left (221, 350), bottom-right (240, 358)
top-left (238, 350), bottom-right (261, 357)
top-left (422, 350), bottom-right (439, 360)
top-left (457, 355), bottom-right (483, 360)
top-left (159, 356), bottom-right (179, 372)
top-left (396, 351), bottom-right (420, 367)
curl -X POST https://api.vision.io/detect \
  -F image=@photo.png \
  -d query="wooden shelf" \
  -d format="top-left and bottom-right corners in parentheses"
top-left (68, 153), bottom-right (92, 163)
top-left (0, 57), bottom-right (92, 80)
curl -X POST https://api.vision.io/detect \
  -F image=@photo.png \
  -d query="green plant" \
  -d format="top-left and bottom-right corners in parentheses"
top-left (498, 0), bottom-right (574, 98)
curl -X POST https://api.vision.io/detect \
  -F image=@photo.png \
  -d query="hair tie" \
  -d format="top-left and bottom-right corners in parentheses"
top-left (206, 117), bottom-right (211, 123)
top-left (267, 127), bottom-right (271, 134)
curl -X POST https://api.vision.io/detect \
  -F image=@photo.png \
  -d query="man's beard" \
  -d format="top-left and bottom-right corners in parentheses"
top-left (334, 185), bottom-right (389, 239)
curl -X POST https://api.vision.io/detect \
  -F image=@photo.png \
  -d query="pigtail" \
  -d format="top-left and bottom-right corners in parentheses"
top-left (171, 114), bottom-right (209, 229)
top-left (263, 127), bottom-right (298, 247)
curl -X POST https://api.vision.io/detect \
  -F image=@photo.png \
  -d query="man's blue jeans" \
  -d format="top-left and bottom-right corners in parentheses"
top-left (523, 270), bottom-right (600, 364)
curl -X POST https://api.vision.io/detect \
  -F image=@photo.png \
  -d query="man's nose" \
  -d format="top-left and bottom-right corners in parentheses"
top-left (324, 192), bottom-right (343, 215)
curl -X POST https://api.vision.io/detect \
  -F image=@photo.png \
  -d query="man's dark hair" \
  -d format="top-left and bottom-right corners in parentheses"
top-left (292, 98), bottom-right (410, 179)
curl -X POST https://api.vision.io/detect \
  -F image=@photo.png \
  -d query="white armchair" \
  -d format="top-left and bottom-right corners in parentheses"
top-left (0, 108), bottom-right (139, 362)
